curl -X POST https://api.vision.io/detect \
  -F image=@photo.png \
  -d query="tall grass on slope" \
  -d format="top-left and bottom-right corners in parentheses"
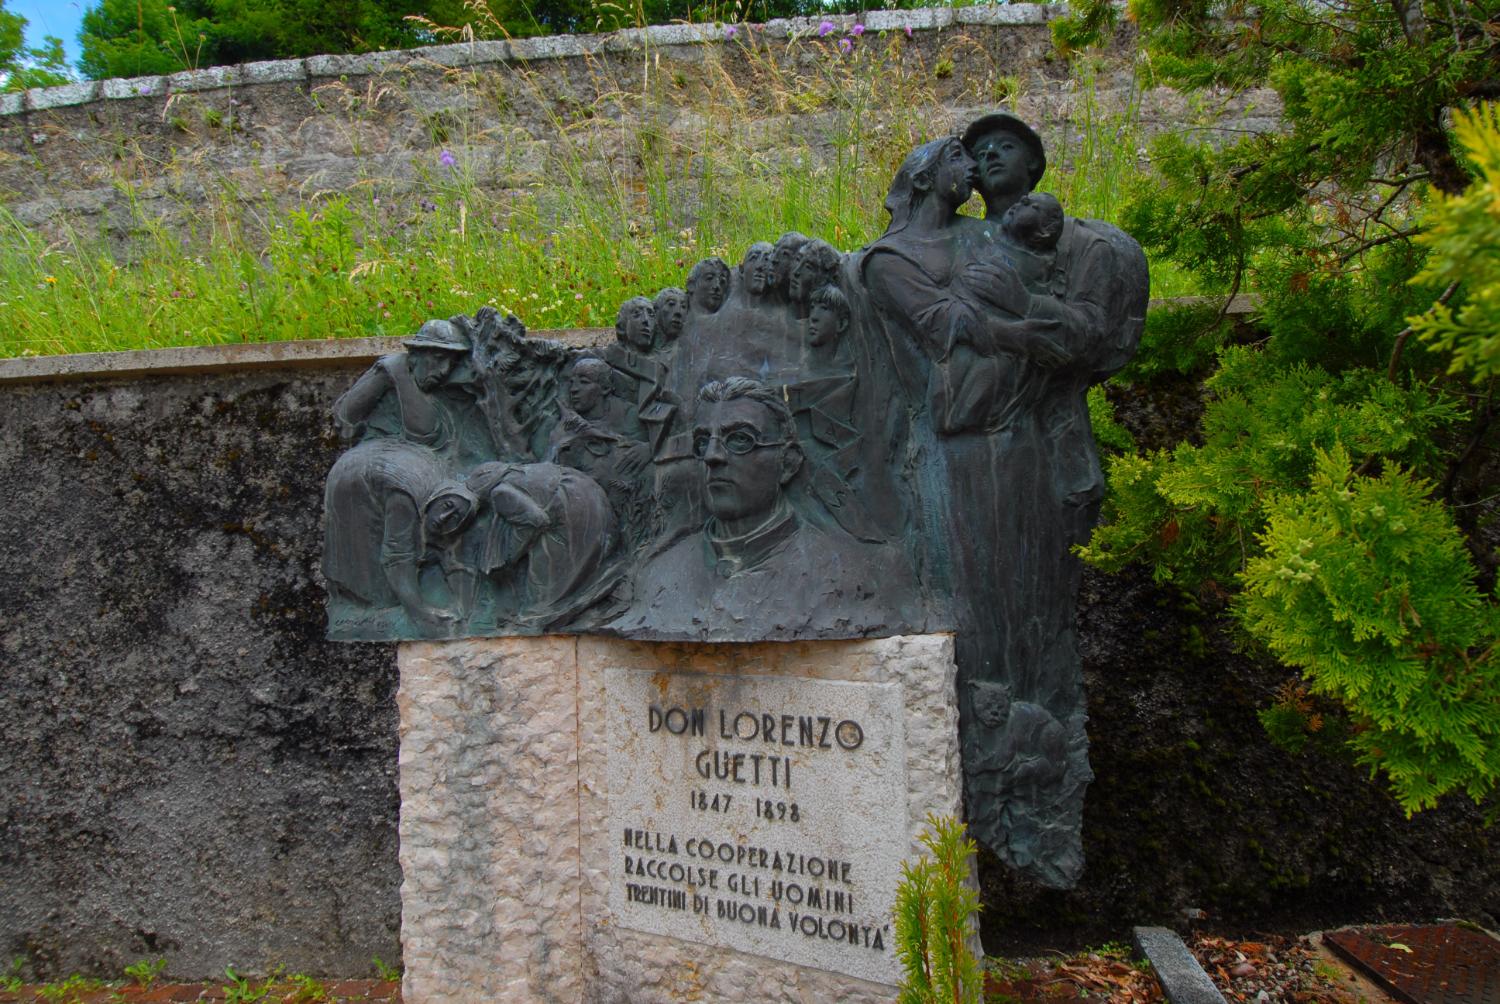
top-left (0, 40), bottom-right (1175, 359)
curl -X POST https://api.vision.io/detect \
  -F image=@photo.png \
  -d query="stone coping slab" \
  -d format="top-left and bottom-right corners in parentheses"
top-left (0, 329), bottom-right (612, 384)
top-left (2, 6), bottom-right (1064, 115)
top-left (0, 297), bottom-right (1252, 386)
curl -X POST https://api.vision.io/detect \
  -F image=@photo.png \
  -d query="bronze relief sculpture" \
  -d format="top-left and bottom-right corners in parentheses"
top-left (323, 114), bottom-right (1147, 888)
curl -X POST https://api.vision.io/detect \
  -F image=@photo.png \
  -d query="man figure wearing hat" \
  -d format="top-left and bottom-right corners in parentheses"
top-left (325, 320), bottom-right (477, 637)
top-left (931, 112), bottom-right (1148, 888)
top-left (964, 112), bottom-right (1048, 227)
top-left (333, 317), bottom-right (473, 455)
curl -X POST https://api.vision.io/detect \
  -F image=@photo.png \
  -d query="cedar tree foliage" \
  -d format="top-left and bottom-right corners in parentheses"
top-left (1056, 0), bottom-right (1500, 814)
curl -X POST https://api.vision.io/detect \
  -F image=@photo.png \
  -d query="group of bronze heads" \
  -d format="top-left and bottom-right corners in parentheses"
top-left (324, 113), bottom-right (1147, 888)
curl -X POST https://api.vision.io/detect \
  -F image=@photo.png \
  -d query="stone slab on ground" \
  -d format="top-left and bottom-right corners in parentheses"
top-left (1134, 926), bottom-right (1229, 1004)
top-left (397, 633), bottom-right (961, 1004)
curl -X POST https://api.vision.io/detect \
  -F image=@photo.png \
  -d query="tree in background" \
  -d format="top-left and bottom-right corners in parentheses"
top-left (1055, 0), bottom-right (1500, 814)
top-left (78, 0), bottom-right (477, 79)
top-left (0, 0), bottom-right (73, 90)
top-left (77, 0), bottom-right (889, 65)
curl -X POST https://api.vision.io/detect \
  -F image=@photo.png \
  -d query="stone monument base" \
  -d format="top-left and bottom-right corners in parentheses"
top-left (396, 633), bottom-right (961, 1004)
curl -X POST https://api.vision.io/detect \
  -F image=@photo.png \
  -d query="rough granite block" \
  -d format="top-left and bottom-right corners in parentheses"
top-left (0, 91), bottom-right (22, 116)
top-left (876, 7), bottom-right (953, 30)
top-left (305, 54), bottom-right (348, 77)
top-left (603, 27), bottom-right (648, 52)
top-left (167, 65), bottom-right (242, 92)
top-left (515, 33), bottom-right (603, 59)
top-left (101, 76), bottom-right (165, 99)
top-left (415, 43), bottom-right (482, 68)
top-left (645, 23), bottom-right (717, 45)
top-left (465, 40), bottom-right (512, 65)
top-left (26, 81), bottom-right (99, 110)
top-left (398, 634), bottom-right (962, 1003)
top-left (1134, 927), bottom-right (1229, 1004)
top-left (307, 50), bottom-right (411, 77)
top-left (242, 59), bottom-right (307, 84)
top-left (956, 3), bottom-right (1056, 24)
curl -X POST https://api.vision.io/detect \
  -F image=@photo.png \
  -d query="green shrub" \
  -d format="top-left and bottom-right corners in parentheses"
top-left (893, 815), bottom-right (982, 1004)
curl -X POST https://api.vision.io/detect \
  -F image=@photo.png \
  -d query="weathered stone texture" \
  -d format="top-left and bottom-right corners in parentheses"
top-left (397, 636), bottom-right (583, 1003)
top-left (0, 364), bottom-right (400, 980)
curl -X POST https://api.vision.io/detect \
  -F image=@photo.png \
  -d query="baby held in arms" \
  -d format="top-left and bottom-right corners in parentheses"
top-left (994, 191), bottom-right (1064, 295)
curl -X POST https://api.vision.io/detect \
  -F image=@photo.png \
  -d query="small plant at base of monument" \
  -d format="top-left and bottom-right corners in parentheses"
top-left (222, 964), bottom-right (282, 1004)
top-left (123, 956), bottom-right (167, 988)
top-left (893, 814), bottom-right (983, 1004)
top-left (371, 956), bottom-right (401, 982)
top-left (35, 974), bottom-right (105, 1003)
top-left (285, 972), bottom-right (330, 1002)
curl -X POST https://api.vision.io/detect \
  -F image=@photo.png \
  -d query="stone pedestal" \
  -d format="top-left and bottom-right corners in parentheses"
top-left (397, 634), bottom-right (960, 1004)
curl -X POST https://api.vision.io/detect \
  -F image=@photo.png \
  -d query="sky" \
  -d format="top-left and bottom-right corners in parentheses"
top-left (10, 0), bottom-right (88, 70)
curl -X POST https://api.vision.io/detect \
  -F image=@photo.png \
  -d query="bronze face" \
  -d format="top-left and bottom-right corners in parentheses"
top-left (971, 129), bottom-right (1034, 203)
top-left (408, 348), bottom-right (457, 391)
top-left (693, 397), bottom-right (789, 526)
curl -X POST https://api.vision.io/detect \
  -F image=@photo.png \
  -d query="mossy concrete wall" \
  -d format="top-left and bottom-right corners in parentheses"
top-left (1, 340), bottom-right (1495, 981)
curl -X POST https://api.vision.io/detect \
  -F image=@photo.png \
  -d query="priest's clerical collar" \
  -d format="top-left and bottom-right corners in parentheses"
top-left (704, 498), bottom-right (798, 577)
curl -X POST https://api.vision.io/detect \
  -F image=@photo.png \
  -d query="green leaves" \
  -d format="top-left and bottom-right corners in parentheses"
top-left (1080, 347), bottom-right (1463, 586)
top-left (0, 0), bottom-right (72, 91)
top-left (1412, 105), bottom-right (1500, 382)
top-left (1242, 447), bottom-right (1499, 811)
top-left (77, 0), bottom-right (481, 79)
top-left (1062, 0), bottom-right (1499, 813)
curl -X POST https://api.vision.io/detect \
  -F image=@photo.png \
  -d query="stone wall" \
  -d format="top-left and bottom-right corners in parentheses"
top-left (0, 7), bottom-right (1276, 251)
top-left (2, 341), bottom-right (1496, 982)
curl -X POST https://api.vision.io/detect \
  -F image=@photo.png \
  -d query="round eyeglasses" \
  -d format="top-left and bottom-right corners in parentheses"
top-left (692, 429), bottom-right (788, 458)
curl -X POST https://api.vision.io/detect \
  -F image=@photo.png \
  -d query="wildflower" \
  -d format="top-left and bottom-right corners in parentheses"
top-left (839, 37), bottom-right (852, 53)
top-left (817, 20), bottom-right (835, 36)
top-left (724, 24), bottom-right (737, 38)
top-left (574, 292), bottom-right (584, 300)
top-left (904, 24), bottom-right (913, 38)
top-left (44, 275), bottom-right (57, 284)
top-left (439, 149), bottom-right (457, 168)
top-left (850, 23), bottom-right (864, 36)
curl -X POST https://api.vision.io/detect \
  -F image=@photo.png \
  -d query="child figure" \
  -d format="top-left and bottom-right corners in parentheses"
top-left (934, 192), bottom-right (1067, 434)
top-left (994, 191), bottom-right (1065, 295)
top-left (805, 283), bottom-right (851, 352)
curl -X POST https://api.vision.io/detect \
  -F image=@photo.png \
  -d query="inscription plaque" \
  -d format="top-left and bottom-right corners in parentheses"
top-left (604, 666), bottom-right (906, 985)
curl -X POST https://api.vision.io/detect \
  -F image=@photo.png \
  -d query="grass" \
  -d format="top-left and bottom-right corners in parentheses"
top-left (0, 34), bottom-right (1196, 360)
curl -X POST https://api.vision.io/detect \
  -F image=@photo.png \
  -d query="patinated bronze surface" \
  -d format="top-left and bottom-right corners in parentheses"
top-left (323, 113), bottom-right (1147, 888)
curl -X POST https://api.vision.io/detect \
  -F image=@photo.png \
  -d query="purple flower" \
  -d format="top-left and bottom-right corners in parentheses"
top-left (904, 24), bottom-right (913, 38)
top-left (439, 149), bottom-right (456, 168)
top-left (817, 19), bottom-right (835, 36)
top-left (724, 24), bottom-right (737, 38)
top-left (850, 23), bottom-right (865, 36)
top-left (838, 37), bottom-right (852, 52)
